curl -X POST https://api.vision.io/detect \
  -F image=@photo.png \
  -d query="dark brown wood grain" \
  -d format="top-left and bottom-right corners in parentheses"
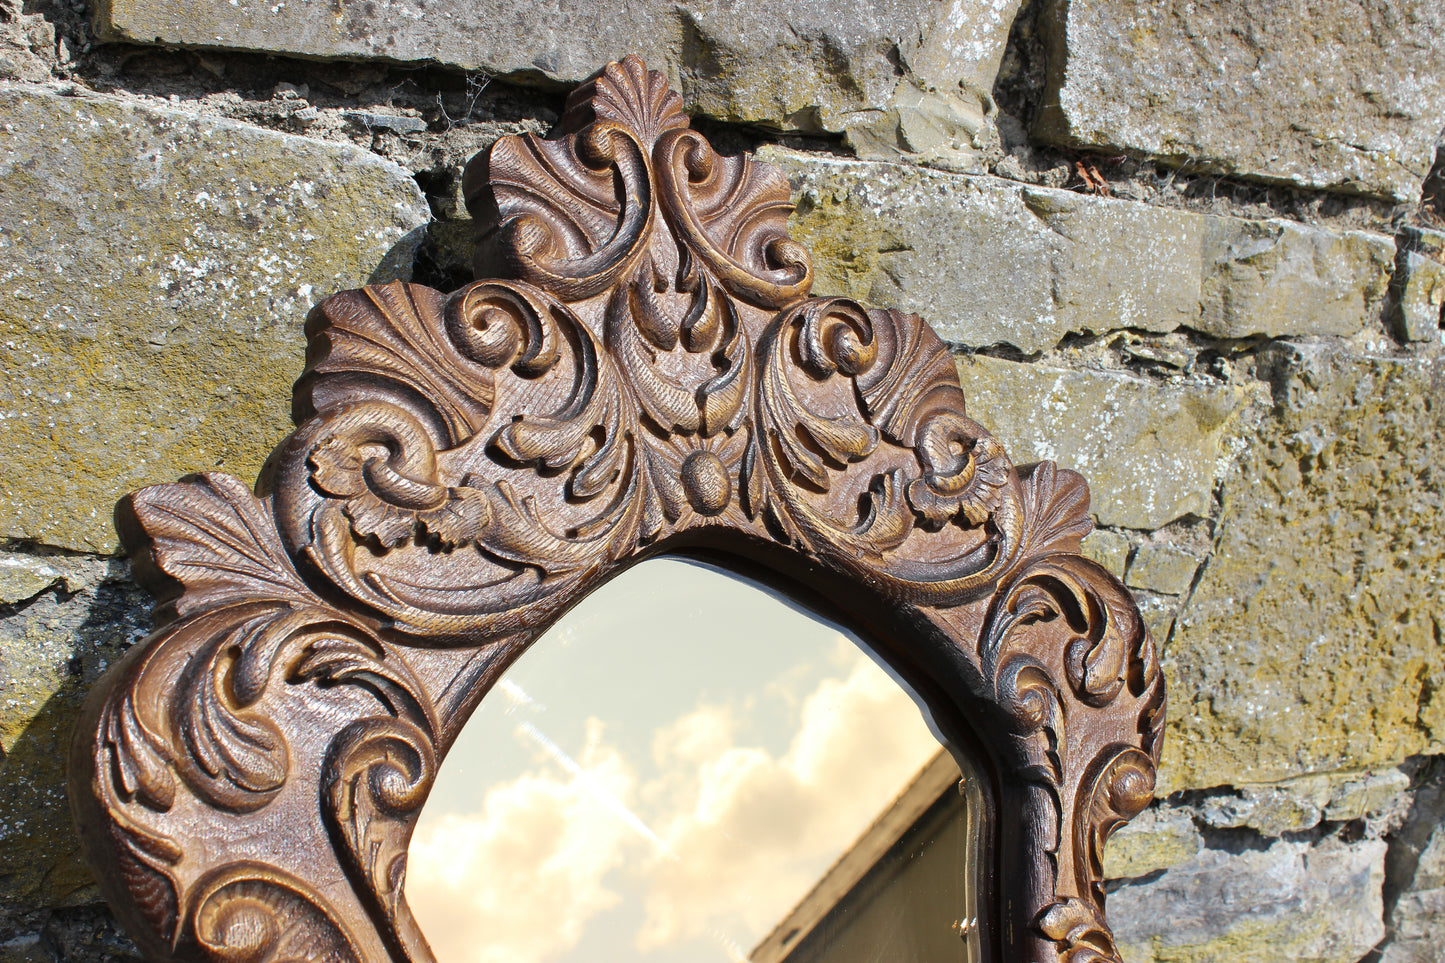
top-left (69, 56), bottom-right (1164, 963)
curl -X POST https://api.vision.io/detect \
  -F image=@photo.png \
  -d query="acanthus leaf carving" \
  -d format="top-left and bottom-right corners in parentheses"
top-left (979, 550), bottom-right (1164, 960)
top-left (1035, 898), bottom-right (1122, 963)
top-left (73, 54), bottom-right (1163, 963)
top-left (323, 717), bottom-right (437, 963)
top-left (756, 297), bottom-right (880, 491)
top-left (653, 126), bottom-right (812, 310)
top-left (299, 283), bottom-right (495, 442)
top-left (190, 869), bottom-right (363, 963)
top-left (120, 472), bottom-right (320, 621)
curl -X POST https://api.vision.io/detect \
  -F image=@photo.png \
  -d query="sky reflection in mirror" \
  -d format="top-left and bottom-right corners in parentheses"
top-left (406, 558), bottom-right (952, 963)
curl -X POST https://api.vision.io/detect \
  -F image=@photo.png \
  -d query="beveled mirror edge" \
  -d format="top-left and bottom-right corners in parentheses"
top-left (69, 55), bottom-right (1164, 963)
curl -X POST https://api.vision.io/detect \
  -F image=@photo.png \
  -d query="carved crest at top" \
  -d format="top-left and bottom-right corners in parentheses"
top-left (73, 55), bottom-right (1164, 963)
top-left (264, 55), bottom-right (1094, 641)
top-left (477, 55), bottom-right (811, 314)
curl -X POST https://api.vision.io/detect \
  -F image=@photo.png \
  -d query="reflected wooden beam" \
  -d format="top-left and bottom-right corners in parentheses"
top-left (752, 749), bottom-right (971, 963)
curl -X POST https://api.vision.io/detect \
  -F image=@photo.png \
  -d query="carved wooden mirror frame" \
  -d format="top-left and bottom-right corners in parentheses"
top-left (69, 56), bottom-right (1164, 963)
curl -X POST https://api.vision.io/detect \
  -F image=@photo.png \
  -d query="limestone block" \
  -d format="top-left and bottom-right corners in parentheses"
top-left (1126, 543), bottom-right (1200, 596)
top-left (1198, 769), bottom-right (1410, 837)
top-left (770, 150), bottom-right (1063, 353)
top-left (1164, 346), bottom-right (1445, 792)
top-left (1323, 768), bottom-right (1415, 823)
top-left (1136, 594), bottom-right (1180, 650)
top-left (1102, 805), bottom-right (1202, 880)
top-left (1383, 826), bottom-right (1445, 963)
top-left (1017, 187), bottom-right (1205, 336)
top-left (1079, 529), bottom-right (1130, 579)
top-left (1035, 0), bottom-right (1445, 201)
top-left (954, 356), bottom-right (1246, 529)
top-left (843, 82), bottom-right (995, 174)
top-left (95, 0), bottom-right (1020, 149)
top-left (1377, 769), bottom-right (1445, 963)
top-left (0, 552), bottom-right (105, 606)
top-left (0, 84), bottom-right (430, 553)
top-left (769, 151), bottom-right (1395, 351)
top-left (0, 2), bottom-right (55, 83)
top-left (0, 556), bottom-right (68, 607)
top-left (1396, 228), bottom-right (1445, 343)
top-left (1401, 226), bottom-right (1445, 263)
top-left (0, 563), bottom-right (152, 908)
top-left (1109, 838), bottom-right (1387, 963)
top-left (1199, 220), bottom-right (1395, 339)
top-left (1384, 889), bottom-right (1445, 963)
top-left (844, 0), bottom-right (1027, 168)
top-left (1394, 250), bottom-right (1445, 343)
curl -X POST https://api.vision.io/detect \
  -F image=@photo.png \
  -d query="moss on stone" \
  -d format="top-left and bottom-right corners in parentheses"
top-left (0, 569), bottom-right (151, 909)
top-left (0, 85), bottom-right (430, 553)
top-left (1163, 346), bottom-right (1445, 792)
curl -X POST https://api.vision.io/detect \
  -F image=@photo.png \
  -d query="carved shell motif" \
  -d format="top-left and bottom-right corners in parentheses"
top-left (71, 56), bottom-right (1164, 963)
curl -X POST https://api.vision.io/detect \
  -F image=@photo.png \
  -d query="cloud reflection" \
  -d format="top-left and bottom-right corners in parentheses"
top-left (405, 641), bottom-right (939, 963)
top-left (636, 642), bottom-right (940, 950)
top-left (406, 722), bottom-right (636, 963)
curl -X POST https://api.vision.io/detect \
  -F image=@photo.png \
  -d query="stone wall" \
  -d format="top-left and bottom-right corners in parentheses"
top-left (1, 0), bottom-right (1442, 959)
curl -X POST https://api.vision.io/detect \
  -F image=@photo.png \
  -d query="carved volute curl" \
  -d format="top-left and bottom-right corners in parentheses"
top-left (70, 56), bottom-right (1164, 963)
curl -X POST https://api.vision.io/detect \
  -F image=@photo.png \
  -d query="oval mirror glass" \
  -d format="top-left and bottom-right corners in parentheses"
top-left (405, 557), bottom-right (981, 963)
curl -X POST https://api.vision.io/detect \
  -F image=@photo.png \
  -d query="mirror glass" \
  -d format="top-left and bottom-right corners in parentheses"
top-left (406, 558), bottom-right (979, 963)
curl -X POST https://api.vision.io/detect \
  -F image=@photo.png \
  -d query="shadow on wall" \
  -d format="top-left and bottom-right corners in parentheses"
top-left (0, 225), bottom-right (434, 960)
top-left (0, 562), bottom-right (149, 960)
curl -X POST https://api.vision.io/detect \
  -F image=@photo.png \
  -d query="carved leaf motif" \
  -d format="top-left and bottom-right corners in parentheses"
top-left (850, 470), bottom-right (916, 551)
top-left (855, 307), bottom-right (962, 444)
top-left (980, 552), bottom-right (1161, 963)
top-left (566, 54), bottom-right (688, 147)
top-left (445, 279), bottom-right (563, 375)
top-left (171, 610), bottom-right (291, 811)
top-left (757, 298), bottom-right (879, 489)
top-left (106, 806), bottom-right (185, 946)
top-left (700, 310), bottom-right (752, 436)
top-left (303, 410), bottom-right (466, 551)
top-left (120, 473), bottom-right (318, 620)
top-left (994, 655), bottom-right (1065, 784)
top-left (982, 555), bottom-right (1154, 710)
top-left (1082, 747), bottom-right (1157, 888)
top-left (447, 280), bottom-right (630, 501)
top-left (474, 54), bottom-right (810, 445)
top-left (162, 605), bottom-right (403, 813)
top-left (79, 648), bottom-right (188, 946)
top-left (290, 632), bottom-right (433, 727)
top-left (905, 414), bottom-right (1012, 527)
top-left (323, 718), bottom-right (436, 963)
top-left (483, 105), bottom-right (653, 303)
top-left (192, 871), bottom-right (362, 963)
top-left (290, 282), bottom-right (506, 553)
top-left (1016, 461), bottom-right (1094, 560)
top-left (102, 682), bottom-right (176, 812)
top-left (746, 296), bottom-right (1032, 603)
top-left (606, 287), bottom-right (709, 433)
top-left (84, 589), bottom-right (443, 961)
top-left (490, 316), bottom-right (627, 501)
top-left (300, 283), bottom-right (494, 444)
top-left (1035, 899), bottom-right (1122, 963)
top-left (655, 128), bottom-right (813, 309)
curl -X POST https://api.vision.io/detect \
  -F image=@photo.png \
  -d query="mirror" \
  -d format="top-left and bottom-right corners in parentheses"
top-left (406, 558), bottom-right (981, 963)
top-left (71, 56), bottom-right (1161, 963)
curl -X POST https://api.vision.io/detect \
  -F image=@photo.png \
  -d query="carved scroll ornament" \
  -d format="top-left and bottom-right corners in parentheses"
top-left (70, 57), bottom-right (1164, 963)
